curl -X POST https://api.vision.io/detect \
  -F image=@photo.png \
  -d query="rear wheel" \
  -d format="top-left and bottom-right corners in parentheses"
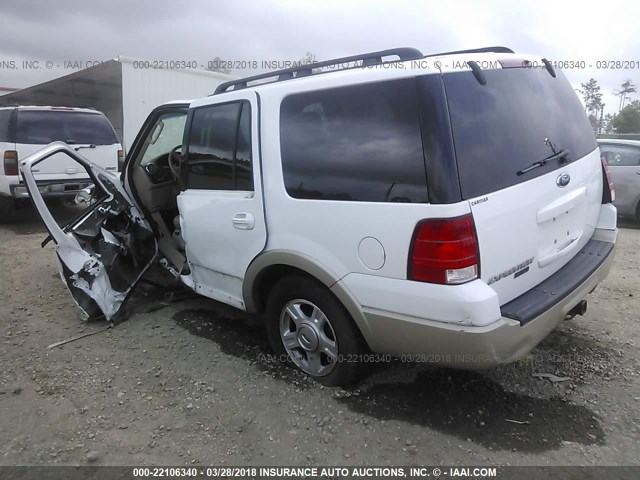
top-left (265, 275), bottom-right (367, 386)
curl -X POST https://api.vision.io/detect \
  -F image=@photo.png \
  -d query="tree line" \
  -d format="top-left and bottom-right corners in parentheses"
top-left (579, 78), bottom-right (639, 134)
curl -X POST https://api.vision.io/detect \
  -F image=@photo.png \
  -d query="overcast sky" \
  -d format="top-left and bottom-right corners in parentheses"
top-left (1, 0), bottom-right (639, 115)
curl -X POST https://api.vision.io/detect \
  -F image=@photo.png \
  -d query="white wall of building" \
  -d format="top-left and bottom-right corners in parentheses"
top-left (120, 59), bottom-right (232, 149)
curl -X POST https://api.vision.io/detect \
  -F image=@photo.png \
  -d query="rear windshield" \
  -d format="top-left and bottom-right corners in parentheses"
top-left (16, 110), bottom-right (118, 145)
top-left (443, 68), bottom-right (597, 199)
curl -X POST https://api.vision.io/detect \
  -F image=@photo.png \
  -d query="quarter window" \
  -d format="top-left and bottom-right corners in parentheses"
top-left (186, 101), bottom-right (253, 191)
top-left (279, 79), bottom-right (428, 203)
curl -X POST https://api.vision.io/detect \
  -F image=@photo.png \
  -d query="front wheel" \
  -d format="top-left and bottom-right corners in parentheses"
top-left (265, 275), bottom-right (368, 386)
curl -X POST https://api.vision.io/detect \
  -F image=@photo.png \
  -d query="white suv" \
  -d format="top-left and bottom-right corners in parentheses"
top-left (0, 106), bottom-right (122, 219)
top-left (21, 47), bottom-right (617, 385)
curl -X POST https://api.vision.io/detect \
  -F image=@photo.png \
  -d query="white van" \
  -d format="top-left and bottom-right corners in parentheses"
top-left (0, 106), bottom-right (122, 218)
top-left (21, 47), bottom-right (617, 385)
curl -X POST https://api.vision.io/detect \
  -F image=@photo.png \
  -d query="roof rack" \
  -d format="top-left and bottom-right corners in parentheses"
top-left (425, 46), bottom-right (514, 57)
top-left (212, 47), bottom-right (424, 94)
top-left (212, 46), bottom-right (515, 95)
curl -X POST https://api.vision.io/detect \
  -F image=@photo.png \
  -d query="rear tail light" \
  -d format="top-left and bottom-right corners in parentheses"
top-left (3, 150), bottom-right (18, 175)
top-left (409, 214), bottom-right (480, 285)
top-left (117, 149), bottom-right (125, 172)
top-left (600, 156), bottom-right (615, 203)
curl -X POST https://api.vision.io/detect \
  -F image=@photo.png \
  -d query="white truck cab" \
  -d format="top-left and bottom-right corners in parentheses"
top-left (1, 106), bottom-right (122, 219)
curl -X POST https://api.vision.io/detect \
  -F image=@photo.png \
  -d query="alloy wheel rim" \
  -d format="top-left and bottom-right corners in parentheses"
top-left (279, 299), bottom-right (338, 377)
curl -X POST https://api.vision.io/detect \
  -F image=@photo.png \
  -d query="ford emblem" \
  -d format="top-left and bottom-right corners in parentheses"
top-left (556, 173), bottom-right (570, 187)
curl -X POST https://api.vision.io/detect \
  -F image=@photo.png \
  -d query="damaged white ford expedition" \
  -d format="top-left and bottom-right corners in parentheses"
top-left (21, 47), bottom-right (618, 386)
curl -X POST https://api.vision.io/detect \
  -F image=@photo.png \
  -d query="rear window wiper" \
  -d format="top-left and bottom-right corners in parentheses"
top-left (517, 149), bottom-right (570, 175)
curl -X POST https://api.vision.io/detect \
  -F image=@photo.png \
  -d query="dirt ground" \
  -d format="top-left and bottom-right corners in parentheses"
top-left (0, 205), bottom-right (639, 467)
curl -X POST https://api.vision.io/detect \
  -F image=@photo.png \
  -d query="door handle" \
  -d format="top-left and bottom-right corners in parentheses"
top-left (232, 212), bottom-right (255, 230)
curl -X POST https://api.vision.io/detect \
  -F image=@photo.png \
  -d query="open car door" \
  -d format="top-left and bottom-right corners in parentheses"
top-left (19, 142), bottom-right (158, 321)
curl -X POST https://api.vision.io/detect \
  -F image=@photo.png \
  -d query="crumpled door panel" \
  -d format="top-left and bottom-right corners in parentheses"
top-left (20, 142), bottom-right (158, 321)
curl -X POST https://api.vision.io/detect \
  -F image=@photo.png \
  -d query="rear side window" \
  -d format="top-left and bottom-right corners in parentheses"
top-left (185, 101), bottom-right (253, 191)
top-left (16, 110), bottom-right (118, 145)
top-left (600, 144), bottom-right (640, 166)
top-left (443, 68), bottom-right (598, 199)
top-left (280, 79), bottom-right (428, 203)
top-left (0, 109), bottom-right (13, 142)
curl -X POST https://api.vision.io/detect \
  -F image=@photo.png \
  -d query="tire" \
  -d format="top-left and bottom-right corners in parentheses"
top-left (0, 196), bottom-right (15, 223)
top-left (265, 275), bottom-right (368, 386)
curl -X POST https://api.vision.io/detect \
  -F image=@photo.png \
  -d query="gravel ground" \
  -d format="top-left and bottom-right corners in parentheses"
top-left (0, 205), bottom-right (639, 466)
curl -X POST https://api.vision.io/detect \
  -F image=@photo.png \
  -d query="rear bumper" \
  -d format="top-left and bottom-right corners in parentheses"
top-left (9, 179), bottom-right (91, 199)
top-left (353, 231), bottom-right (617, 369)
top-left (500, 238), bottom-right (614, 324)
